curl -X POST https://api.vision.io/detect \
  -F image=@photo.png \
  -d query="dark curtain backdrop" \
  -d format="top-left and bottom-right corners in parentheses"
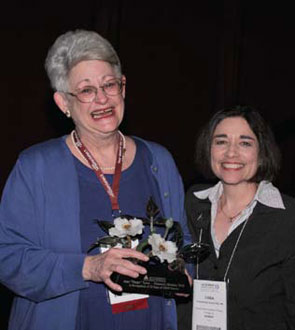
top-left (1, 0), bottom-right (295, 327)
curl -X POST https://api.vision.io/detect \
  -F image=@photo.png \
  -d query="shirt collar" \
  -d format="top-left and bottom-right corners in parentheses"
top-left (193, 180), bottom-right (285, 210)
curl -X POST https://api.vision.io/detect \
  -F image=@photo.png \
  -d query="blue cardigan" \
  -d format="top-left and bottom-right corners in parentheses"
top-left (0, 136), bottom-right (190, 330)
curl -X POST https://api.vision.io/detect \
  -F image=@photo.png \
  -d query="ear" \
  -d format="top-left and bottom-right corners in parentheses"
top-left (54, 92), bottom-right (69, 115)
top-left (121, 75), bottom-right (126, 99)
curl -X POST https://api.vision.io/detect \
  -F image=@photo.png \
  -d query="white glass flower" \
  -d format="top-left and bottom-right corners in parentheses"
top-left (109, 217), bottom-right (144, 238)
top-left (148, 233), bottom-right (177, 263)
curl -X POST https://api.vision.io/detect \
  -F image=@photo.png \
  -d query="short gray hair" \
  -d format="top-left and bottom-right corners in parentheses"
top-left (45, 29), bottom-right (122, 92)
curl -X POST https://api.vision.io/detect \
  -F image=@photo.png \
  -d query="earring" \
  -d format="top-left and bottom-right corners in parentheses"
top-left (65, 110), bottom-right (71, 118)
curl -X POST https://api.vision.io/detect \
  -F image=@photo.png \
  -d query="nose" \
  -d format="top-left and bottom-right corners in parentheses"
top-left (225, 142), bottom-right (239, 157)
top-left (93, 87), bottom-right (108, 104)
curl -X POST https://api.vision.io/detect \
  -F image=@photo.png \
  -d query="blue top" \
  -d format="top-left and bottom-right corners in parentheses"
top-left (0, 136), bottom-right (191, 330)
top-left (76, 139), bottom-right (165, 330)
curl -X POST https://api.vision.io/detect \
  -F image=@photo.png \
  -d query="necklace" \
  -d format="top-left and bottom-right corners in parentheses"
top-left (70, 130), bottom-right (126, 171)
top-left (219, 202), bottom-right (244, 223)
top-left (99, 165), bottom-right (116, 170)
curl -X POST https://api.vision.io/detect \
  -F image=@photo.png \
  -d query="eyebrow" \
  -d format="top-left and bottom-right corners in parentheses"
top-left (212, 134), bottom-right (256, 140)
top-left (74, 78), bottom-right (91, 87)
top-left (212, 134), bottom-right (227, 138)
top-left (76, 75), bottom-right (117, 86)
top-left (240, 135), bottom-right (255, 140)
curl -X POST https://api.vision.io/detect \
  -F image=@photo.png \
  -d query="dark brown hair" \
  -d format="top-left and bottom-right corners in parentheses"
top-left (195, 105), bottom-right (281, 182)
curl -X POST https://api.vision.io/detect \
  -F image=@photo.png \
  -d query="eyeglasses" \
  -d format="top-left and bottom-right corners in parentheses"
top-left (65, 78), bottom-right (124, 103)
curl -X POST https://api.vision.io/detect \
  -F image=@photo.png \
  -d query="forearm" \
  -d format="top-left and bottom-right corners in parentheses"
top-left (0, 243), bottom-right (88, 302)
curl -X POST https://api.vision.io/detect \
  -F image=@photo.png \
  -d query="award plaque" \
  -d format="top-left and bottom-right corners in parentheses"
top-left (111, 257), bottom-right (191, 298)
top-left (89, 197), bottom-right (210, 297)
top-left (110, 241), bottom-right (210, 297)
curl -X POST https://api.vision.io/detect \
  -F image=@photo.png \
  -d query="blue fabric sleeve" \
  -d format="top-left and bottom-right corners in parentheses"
top-left (0, 154), bottom-right (88, 303)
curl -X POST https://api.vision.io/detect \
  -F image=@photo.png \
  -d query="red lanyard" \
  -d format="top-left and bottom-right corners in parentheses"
top-left (72, 130), bottom-right (125, 213)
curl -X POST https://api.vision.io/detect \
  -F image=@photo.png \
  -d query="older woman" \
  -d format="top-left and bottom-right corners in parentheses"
top-left (0, 30), bottom-right (190, 330)
top-left (182, 106), bottom-right (295, 330)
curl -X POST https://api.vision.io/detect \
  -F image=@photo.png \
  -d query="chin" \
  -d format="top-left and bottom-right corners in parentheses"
top-left (221, 178), bottom-right (254, 186)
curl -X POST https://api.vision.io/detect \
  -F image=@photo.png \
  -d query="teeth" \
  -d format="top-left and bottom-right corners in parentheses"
top-left (222, 163), bottom-right (243, 169)
top-left (91, 108), bottom-right (112, 118)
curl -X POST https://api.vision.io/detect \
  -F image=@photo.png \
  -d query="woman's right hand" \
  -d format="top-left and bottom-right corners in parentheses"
top-left (82, 248), bottom-right (149, 292)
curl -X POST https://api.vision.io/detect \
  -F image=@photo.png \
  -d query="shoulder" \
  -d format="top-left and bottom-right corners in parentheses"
top-left (185, 183), bottom-right (213, 210)
top-left (186, 183), bottom-right (213, 200)
top-left (13, 136), bottom-right (71, 178)
top-left (18, 136), bottom-right (68, 164)
top-left (254, 190), bottom-right (295, 231)
top-left (186, 183), bottom-right (213, 195)
top-left (132, 136), bottom-right (177, 169)
top-left (132, 136), bottom-right (172, 158)
top-left (257, 192), bottom-right (295, 244)
top-left (20, 136), bottom-right (66, 157)
top-left (260, 188), bottom-right (295, 214)
top-left (280, 192), bottom-right (295, 214)
top-left (281, 192), bottom-right (295, 207)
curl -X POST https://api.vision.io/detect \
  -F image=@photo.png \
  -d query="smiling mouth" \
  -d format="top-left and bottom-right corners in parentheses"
top-left (222, 163), bottom-right (244, 169)
top-left (91, 108), bottom-right (113, 119)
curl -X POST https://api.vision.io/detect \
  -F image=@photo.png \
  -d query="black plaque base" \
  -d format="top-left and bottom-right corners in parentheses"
top-left (111, 258), bottom-right (191, 298)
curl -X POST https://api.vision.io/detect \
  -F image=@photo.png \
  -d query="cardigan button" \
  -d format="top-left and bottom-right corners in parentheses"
top-left (164, 192), bottom-right (169, 198)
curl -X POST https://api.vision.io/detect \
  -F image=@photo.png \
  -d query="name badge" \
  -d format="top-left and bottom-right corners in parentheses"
top-left (192, 279), bottom-right (227, 330)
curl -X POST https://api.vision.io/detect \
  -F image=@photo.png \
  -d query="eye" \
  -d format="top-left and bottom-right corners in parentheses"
top-left (240, 141), bottom-right (252, 147)
top-left (103, 80), bottom-right (119, 91)
top-left (78, 86), bottom-right (96, 95)
top-left (104, 80), bottom-right (117, 88)
top-left (213, 139), bottom-right (227, 145)
top-left (104, 79), bottom-right (122, 92)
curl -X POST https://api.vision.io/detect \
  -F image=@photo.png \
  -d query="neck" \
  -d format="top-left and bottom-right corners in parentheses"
top-left (75, 129), bottom-right (119, 155)
top-left (221, 182), bottom-right (258, 210)
top-left (70, 129), bottom-right (126, 171)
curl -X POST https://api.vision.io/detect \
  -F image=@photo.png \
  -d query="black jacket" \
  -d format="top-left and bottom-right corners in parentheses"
top-left (178, 184), bottom-right (295, 330)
